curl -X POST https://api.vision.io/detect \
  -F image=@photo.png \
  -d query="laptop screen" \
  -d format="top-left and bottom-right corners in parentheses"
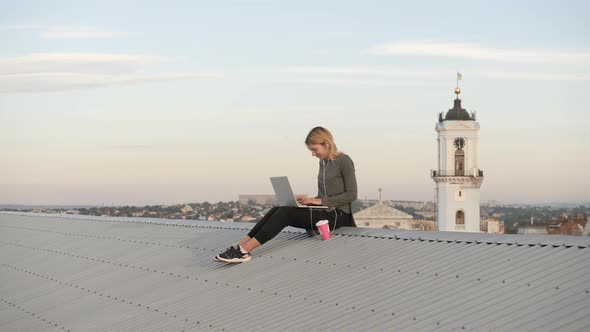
top-left (270, 176), bottom-right (298, 207)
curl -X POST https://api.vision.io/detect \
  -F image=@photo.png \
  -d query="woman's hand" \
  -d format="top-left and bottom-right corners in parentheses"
top-left (296, 196), bottom-right (322, 206)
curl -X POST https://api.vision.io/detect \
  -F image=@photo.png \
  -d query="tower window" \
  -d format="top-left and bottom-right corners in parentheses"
top-left (455, 149), bottom-right (465, 176)
top-left (459, 191), bottom-right (462, 197)
top-left (456, 210), bottom-right (465, 225)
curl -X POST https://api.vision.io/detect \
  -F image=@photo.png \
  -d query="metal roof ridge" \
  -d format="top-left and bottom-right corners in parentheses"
top-left (2, 211), bottom-right (589, 248)
top-left (333, 227), bottom-right (590, 248)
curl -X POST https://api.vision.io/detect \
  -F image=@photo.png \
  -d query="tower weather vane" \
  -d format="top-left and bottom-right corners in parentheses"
top-left (455, 72), bottom-right (462, 96)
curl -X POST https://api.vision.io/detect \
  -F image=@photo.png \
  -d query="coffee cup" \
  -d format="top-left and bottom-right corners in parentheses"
top-left (315, 220), bottom-right (331, 240)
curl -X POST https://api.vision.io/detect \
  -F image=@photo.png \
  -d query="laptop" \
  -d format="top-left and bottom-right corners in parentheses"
top-left (270, 176), bottom-right (329, 209)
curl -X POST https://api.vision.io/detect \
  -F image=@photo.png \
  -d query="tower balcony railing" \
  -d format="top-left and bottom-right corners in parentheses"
top-left (431, 169), bottom-right (484, 178)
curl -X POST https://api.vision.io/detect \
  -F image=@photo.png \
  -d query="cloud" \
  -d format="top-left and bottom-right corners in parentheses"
top-left (0, 53), bottom-right (168, 75)
top-left (281, 78), bottom-right (393, 86)
top-left (5, 24), bottom-right (127, 39)
top-left (277, 66), bottom-right (590, 82)
top-left (470, 70), bottom-right (590, 81)
top-left (279, 66), bottom-right (450, 77)
top-left (0, 53), bottom-right (218, 93)
top-left (364, 40), bottom-right (590, 64)
top-left (0, 72), bottom-right (218, 93)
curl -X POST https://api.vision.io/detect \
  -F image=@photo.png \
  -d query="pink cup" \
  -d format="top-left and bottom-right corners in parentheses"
top-left (315, 220), bottom-right (331, 240)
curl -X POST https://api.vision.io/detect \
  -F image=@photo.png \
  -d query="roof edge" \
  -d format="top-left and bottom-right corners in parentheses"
top-left (2, 211), bottom-right (589, 248)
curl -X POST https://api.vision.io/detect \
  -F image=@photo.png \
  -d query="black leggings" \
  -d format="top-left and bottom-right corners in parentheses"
top-left (248, 206), bottom-right (353, 245)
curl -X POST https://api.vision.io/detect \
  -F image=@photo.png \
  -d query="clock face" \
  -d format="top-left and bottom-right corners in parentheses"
top-left (454, 137), bottom-right (465, 150)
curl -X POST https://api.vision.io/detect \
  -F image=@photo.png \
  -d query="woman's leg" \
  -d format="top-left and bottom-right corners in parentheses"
top-left (243, 207), bottom-right (279, 241)
top-left (240, 236), bottom-right (261, 252)
top-left (233, 206), bottom-right (280, 247)
top-left (217, 207), bottom-right (336, 263)
top-left (241, 208), bottom-right (345, 250)
top-left (237, 236), bottom-right (251, 247)
top-left (247, 207), bottom-right (333, 248)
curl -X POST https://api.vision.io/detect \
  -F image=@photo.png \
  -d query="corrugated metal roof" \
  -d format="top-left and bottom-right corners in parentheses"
top-left (1, 212), bottom-right (589, 331)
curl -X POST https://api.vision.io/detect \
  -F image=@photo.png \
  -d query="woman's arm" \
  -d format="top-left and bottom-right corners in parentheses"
top-left (296, 196), bottom-right (323, 205)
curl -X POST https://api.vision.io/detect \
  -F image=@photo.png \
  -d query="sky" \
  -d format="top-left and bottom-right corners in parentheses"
top-left (0, 0), bottom-right (588, 206)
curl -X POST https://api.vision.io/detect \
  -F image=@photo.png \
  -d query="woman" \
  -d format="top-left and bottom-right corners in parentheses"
top-left (215, 126), bottom-right (357, 263)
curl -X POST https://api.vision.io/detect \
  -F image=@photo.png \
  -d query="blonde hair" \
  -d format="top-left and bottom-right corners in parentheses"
top-left (305, 126), bottom-right (339, 160)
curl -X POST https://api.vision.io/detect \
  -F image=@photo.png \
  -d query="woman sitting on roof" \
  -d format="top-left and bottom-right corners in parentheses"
top-left (215, 126), bottom-right (358, 263)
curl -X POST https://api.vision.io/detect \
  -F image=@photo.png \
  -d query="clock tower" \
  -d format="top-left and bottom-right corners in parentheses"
top-left (431, 87), bottom-right (484, 232)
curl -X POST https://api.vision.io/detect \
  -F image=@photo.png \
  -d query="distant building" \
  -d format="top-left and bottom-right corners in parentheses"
top-left (180, 205), bottom-right (193, 214)
top-left (482, 200), bottom-right (500, 207)
top-left (480, 217), bottom-right (503, 234)
top-left (240, 216), bottom-right (257, 222)
top-left (423, 201), bottom-right (435, 211)
top-left (239, 195), bottom-right (276, 206)
top-left (354, 201), bottom-right (413, 229)
top-left (390, 200), bottom-right (426, 210)
top-left (411, 219), bottom-right (437, 231)
top-left (547, 216), bottom-right (587, 236)
top-left (517, 224), bottom-right (548, 235)
top-left (415, 211), bottom-right (435, 219)
top-left (431, 86), bottom-right (484, 232)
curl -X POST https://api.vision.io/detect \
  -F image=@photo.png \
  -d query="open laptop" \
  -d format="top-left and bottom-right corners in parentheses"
top-left (270, 176), bottom-right (329, 209)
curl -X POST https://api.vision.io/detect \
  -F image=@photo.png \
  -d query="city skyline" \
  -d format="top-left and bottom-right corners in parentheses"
top-left (1, 1), bottom-right (588, 205)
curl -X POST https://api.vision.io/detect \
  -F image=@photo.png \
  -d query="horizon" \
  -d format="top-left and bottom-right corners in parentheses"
top-left (1, 1), bottom-right (588, 205)
top-left (1, 199), bottom-right (589, 209)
